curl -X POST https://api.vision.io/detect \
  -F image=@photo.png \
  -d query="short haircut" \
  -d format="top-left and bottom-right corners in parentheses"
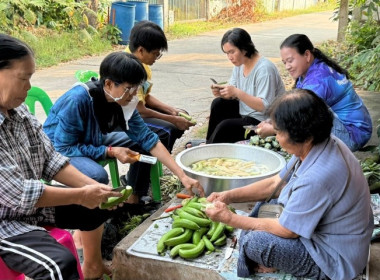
top-left (0, 33), bottom-right (34, 70)
top-left (99, 52), bottom-right (147, 85)
top-left (221, 28), bottom-right (258, 58)
top-left (129, 20), bottom-right (168, 52)
top-left (267, 88), bottom-right (333, 145)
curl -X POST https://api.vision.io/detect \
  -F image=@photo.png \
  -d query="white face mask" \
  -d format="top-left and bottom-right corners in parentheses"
top-left (122, 95), bottom-right (139, 130)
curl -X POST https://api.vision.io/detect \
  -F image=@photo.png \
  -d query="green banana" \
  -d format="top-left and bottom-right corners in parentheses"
top-left (185, 202), bottom-right (203, 210)
top-left (192, 227), bottom-right (208, 245)
top-left (177, 209), bottom-right (211, 227)
top-left (99, 186), bottom-right (133, 209)
top-left (210, 222), bottom-right (226, 242)
top-left (182, 206), bottom-right (207, 218)
top-left (213, 234), bottom-right (227, 246)
top-left (179, 240), bottom-right (205, 259)
top-left (170, 243), bottom-right (196, 258)
top-left (206, 221), bottom-right (219, 239)
top-left (172, 218), bottom-right (200, 231)
top-left (225, 225), bottom-right (235, 233)
top-left (202, 235), bottom-right (215, 252)
top-left (178, 112), bottom-right (197, 124)
top-left (157, 227), bottom-right (184, 254)
top-left (164, 228), bottom-right (193, 247)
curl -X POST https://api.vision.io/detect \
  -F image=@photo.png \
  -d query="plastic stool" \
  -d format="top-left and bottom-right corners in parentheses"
top-left (75, 70), bottom-right (99, 83)
top-left (0, 228), bottom-right (84, 280)
top-left (47, 227), bottom-right (84, 280)
top-left (98, 158), bottom-right (120, 188)
top-left (0, 257), bottom-right (25, 280)
top-left (150, 161), bottom-right (163, 201)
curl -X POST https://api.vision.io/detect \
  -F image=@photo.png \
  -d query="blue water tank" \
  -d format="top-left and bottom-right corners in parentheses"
top-left (148, 4), bottom-right (164, 30)
top-left (127, 1), bottom-right (149, 22)
top-left (109, 1), bottom-right (135, 44)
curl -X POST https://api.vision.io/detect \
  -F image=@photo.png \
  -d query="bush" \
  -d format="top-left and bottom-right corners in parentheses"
top-left (320, 19), bottom-right (380, 91)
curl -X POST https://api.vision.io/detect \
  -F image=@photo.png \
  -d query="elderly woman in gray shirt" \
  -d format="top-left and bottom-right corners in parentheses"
top-left (206, 27), bottom-right (284, 144)
top-left (206, 89), bottom-right (373, 279)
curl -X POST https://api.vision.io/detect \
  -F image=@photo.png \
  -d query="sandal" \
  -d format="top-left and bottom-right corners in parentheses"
top-left (76, 248), bottom-right (84, 265)
top-left (185, 139), bottom-right (206, 149)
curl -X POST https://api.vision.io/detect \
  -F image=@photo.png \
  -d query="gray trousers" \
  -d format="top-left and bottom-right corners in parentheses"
top-left (237, 200), bottom-right (328, 279)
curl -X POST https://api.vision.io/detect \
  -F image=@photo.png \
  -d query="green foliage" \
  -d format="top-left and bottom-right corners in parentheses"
top-left (0, 0), bottom-right (111, 32)
top-left (348, 43), bottom-right (380, 91)
top-left (347, 20), bottom-right (379, 51)
top-left (321, 0), bottom-right (380, 92)
top-left (14, 29), bottom-right (113, 68)
top-left (101, 24), bottom-right (122, 45)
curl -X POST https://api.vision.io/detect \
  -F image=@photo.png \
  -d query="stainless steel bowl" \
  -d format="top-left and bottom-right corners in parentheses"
top-left (176, 143), bottom-right (287, 195)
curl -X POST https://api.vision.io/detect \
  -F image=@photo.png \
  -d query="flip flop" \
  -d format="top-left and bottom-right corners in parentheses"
top-left (185, 139), bottom-right (206, 149)
top-left (76, 248), bottom-right (84, 265)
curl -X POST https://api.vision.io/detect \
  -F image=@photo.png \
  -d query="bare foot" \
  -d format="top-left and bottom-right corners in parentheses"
top-left (72, 230), bottom-right (82, 249)
top-left (82, 262), bottom-right (112, 279)
top-left (256, 264), bottom-right (277, 273)
top-left (185, 140), bottom-right (206, 149)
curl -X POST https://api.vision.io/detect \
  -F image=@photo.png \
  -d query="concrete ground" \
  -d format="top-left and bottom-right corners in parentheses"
top-left (30, 11), bottom-right (380, 280)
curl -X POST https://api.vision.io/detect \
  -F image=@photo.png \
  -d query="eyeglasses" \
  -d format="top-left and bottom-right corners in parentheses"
top-left (151, 50), bottom-right (163, 60)
top-left (105, 83), bottom-right (141, 102)
top-left (120, 84), bottom-right (141, 95)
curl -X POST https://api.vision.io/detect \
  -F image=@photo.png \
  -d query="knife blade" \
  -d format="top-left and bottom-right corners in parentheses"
top-left (111, 186), bottom-right (127, 192)
top-left (224, 235), bottom-right (237, 259)
top-left (243, 125), bottom-right (258, 131)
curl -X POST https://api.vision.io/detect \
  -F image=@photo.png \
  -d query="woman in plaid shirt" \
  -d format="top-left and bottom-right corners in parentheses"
top-left (0, 34), bottom-right (124, 279)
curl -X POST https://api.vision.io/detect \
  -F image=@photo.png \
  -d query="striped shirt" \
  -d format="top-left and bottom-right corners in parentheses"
top-left (0, 105), bottom-right (69, 239)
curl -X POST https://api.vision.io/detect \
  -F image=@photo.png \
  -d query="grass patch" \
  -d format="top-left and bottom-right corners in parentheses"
top-left (166, 21), bottom-right (235, 40)
top-left (194, 123), bottom-right (208, 139)
top-left (16, 29), bottom-right (114, 69)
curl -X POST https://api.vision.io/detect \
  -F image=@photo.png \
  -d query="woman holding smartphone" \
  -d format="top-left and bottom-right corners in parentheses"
top-left (205, 28), bottom-right (285, 144)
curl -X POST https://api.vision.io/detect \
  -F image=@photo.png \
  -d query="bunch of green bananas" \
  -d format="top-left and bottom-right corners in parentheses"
top-left (156, 197), bottom-right (235, 259)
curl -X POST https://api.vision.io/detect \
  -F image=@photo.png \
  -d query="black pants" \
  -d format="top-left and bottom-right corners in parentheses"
top-left (144, 117), bottom-right (184, 153)
top-left (0, 204), bottom-right (115, 280)
top-left (206, 98), bottom-right (260, 144)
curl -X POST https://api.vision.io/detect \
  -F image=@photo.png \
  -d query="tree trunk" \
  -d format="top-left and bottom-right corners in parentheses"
top-left (337, 0), bottom-right (349, 42)
top-left (87, 0), bottom-right (99, 27)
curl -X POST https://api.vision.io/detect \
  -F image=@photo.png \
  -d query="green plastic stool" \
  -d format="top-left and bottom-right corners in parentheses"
top-left (98, 158), bottom-right (120, 188)
top-left (150, 161), bottom-right (163, 201)
top-left (75, 70), bottom-right (99, 83)
top-left (25, 86), bottom-right (53, 116)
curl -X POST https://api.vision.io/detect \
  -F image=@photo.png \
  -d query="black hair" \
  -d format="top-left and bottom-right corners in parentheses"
top-left (221, 28), bottom-right (258, 58)
top-left (0, 33), bottom-right (34, 70)
top-left (267, 88), bottom-right (333, 145)
top-left (99, 52), bottom-right (147, 85)
top-left (280, 34), bottom-right (350, 78)
top-left (129, 20), bottom-right (168, 53)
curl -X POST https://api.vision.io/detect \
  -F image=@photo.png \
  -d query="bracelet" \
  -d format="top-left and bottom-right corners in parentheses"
top-left (108, 146), bottom-right (113, 158)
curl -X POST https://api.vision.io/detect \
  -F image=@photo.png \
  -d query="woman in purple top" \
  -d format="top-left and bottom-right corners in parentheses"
top-left (257, 34), bottom-right (372, 151)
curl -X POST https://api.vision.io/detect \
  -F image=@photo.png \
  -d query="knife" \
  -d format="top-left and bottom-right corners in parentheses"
top-left (243, 125), bottom-right (258, 131)
top-left (224, 235), bottom-right (237, 259)
top-left (111, 186), bottom-right (127, 192)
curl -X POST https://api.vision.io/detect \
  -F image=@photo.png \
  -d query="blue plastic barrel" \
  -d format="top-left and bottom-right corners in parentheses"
top-left (148, 4), bottom-right (164, 30)
top-left (127, 1), bottom-right (148, 22)
top-left (109, 2), bottom-right (135, 45)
